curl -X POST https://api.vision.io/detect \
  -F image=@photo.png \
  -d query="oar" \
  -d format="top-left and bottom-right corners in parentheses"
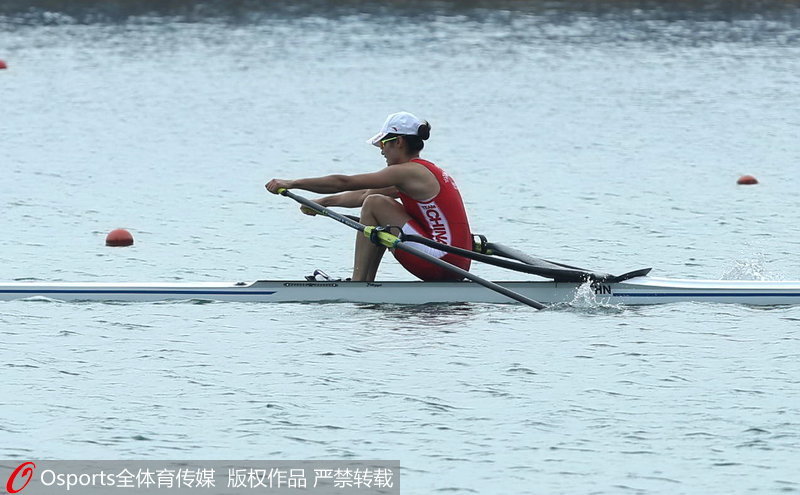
top-left (336, 213), bottom-right (610, 282)
top-left (276, 189), bottom-right (546, 309)
top-left (335, 210), bottom-right (647, 283)
top-left (394, 233), bottom-right (605, 282)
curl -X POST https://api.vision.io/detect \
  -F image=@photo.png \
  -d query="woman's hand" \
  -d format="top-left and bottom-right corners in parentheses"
top-left (265, 179), bottom-right (293, 194)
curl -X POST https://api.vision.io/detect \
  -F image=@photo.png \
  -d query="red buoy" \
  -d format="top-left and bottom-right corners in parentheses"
top-left (106, 228), bottom-right (134, 246)
top-left (0, 60), bottom-right (7, 70)
top-left (737, 175), bottom-right (758, 185)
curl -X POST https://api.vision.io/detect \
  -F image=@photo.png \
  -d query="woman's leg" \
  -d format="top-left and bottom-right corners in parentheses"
top-left (353, 194), bottom-right (411, 281)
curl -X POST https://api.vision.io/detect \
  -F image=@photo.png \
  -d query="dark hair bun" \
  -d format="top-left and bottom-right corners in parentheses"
top-left (417, 121), bottom-right (431, 140)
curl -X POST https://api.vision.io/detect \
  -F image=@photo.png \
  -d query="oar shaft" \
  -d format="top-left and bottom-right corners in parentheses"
top-left (394, 243), bottom-right (545, 309)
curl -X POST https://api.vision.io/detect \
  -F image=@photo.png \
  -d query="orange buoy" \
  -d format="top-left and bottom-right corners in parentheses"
top-left (106, 228), bottom-right (134, 246)
top-left (737, 175), bottom-right (758, 185)
top-left (0, 60), bottom-right (7, 70)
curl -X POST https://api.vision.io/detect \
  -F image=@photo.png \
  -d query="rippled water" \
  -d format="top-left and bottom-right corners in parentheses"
top-left (2, 1), bottom-right (800, 493)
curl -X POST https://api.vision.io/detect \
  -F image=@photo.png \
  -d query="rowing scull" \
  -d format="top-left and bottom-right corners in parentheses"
top-left (2, 277), bottom-right (799, 305)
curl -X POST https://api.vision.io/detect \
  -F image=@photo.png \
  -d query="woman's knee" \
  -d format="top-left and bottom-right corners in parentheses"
top-left (361, 194), bottom-right (409, 225)
top-left (362, 194), bottom-right (398, 211)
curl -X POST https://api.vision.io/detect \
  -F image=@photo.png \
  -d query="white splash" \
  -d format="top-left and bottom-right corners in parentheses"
top-left (720, 253), bottom-right (775, 281)
top-left (570, 280), bottom-right (600, 307)
top-left (555, 280), bottom-right (626, 314)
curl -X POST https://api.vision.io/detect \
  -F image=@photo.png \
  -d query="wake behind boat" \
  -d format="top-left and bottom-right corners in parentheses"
top-left (2, 277), bottom-right (800, 306)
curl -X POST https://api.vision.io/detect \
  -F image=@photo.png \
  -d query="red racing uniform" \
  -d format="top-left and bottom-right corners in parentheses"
top-left (393, 158), bottom-right (472, 281)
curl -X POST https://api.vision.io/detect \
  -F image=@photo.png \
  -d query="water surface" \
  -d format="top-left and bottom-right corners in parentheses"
top-left (2, 1), bottom-right (800, 493)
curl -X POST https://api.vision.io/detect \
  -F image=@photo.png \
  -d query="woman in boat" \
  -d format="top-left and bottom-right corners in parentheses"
top-left (265, 111), bottom-right (472, 282)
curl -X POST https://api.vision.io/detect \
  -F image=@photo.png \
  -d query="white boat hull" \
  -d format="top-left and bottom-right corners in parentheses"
top-left (2, 277), bottom-right (800, 305)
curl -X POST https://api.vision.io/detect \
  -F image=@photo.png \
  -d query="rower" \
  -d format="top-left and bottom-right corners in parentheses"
top-left (266, 111), bottom-right (473, 282)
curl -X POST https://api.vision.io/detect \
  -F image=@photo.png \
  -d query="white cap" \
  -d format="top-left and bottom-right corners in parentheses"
top-left (367, 111), bottom-right (423, 147)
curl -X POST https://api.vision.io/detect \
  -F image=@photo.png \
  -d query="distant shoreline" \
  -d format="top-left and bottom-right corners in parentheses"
top-left (4, 0), bottom-right (800, 25)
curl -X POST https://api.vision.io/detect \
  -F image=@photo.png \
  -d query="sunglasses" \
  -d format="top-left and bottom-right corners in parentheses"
top-left (379, 136), bottom-right (399, 148)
